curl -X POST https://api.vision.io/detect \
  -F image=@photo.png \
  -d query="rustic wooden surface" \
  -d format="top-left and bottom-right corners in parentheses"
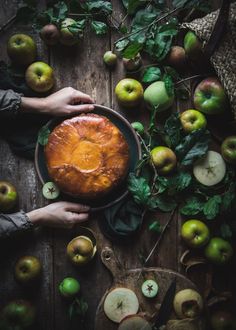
top-left (0, 1), bottom-right (235, 330)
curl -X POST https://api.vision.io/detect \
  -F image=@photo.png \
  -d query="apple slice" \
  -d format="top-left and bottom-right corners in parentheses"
top-left (42, 182), bottom-right (60, 200)
top-left (118, 315), bottom-right (152, 330)
top-left (103, 287), bottom-right (139, 323)
top-left (193, 151), bottom-right (226, 186)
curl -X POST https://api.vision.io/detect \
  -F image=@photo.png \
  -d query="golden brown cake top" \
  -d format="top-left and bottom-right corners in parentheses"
top-left (45, 113), bottom-right (130, 199)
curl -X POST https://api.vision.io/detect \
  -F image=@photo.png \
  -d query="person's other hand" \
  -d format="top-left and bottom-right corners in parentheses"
top-left (26, 201), bottom-right (90, 229)
top-left (21, 87), bottom-right (95, 116)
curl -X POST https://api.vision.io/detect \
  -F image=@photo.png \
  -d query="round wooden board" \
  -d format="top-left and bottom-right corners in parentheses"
top-left (95, 247), bottom-right (200, 330)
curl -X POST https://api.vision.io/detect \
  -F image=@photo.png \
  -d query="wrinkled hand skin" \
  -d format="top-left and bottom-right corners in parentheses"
top-left (20, 87), bottom-right (95, 116)
top-left (26, 201), bottom-right (90, 228)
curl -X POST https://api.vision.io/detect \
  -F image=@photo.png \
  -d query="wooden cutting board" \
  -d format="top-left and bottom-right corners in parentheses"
top-left (95, 247), bottom-right (200, 330)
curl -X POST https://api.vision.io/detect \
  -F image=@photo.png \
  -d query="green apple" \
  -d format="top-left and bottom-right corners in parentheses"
top-left (210, 310), bottom-right (235, 330)
top-left (0, 181), bottom-right (18, 213)
top-left (25, 61), bottom-right (54, 93)
top-left (122, 53), bottom-right (142, 71)
top-left (150, 146), bottom-right (177, 175)
top-left (205, 237), bottom-right (233, 265)
top-left (144, 81), bottom-right (174, 112)
top-left (180, 109), bottom-right (207, 133)
top-left (173, 289), bottom-right (203, 319)
top-left (66, 235), bottom-right (97, 266)
top-left (193, 77), bottom-right (227, 115)
top-left (181, 219), bottom-right (210, 248)
top-left (42, 182), bottom-right (60, 200)
top-left (59, 277), bottom-right (80, 299)
top-left (115, 78), bottom-right (143, 108)
top-left (131, 121), bottom-right (145, 135)
top-left (60, 18), bottom-right (78, 46)
top-left (166, 46), bottom-right (186, 69)
top-left (40, 24), bottom-right (60, 46)
top-left (221, 136), bottom-right (236, 165)
top-left (0, 300), bottom-right (36, 328)
top-left (184, 31), bottom-right (202, 60)
top-left (103, 51), bottom-right (117, 67)
top-left (14, 256), bottom-right (42, 284)
top-left (7, 34), bottom-right (37, 67)
top-left (141, 279), bottom-right (159, 298)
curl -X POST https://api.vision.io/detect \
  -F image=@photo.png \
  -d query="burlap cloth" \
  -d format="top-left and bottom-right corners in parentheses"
top-left (182, 2), bottom-right (236, 120)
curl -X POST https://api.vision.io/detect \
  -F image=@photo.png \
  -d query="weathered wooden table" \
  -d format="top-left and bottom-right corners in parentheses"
top-left (0, 1), bottom-right (235, 330)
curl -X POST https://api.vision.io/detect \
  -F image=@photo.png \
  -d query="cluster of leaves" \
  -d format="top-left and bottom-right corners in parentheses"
top-left (115, 0), bottom-right (212, 61)
top-left (128, 113), bottom-right (236, 224)
top-left (16, 0), bottom-right (112, 37)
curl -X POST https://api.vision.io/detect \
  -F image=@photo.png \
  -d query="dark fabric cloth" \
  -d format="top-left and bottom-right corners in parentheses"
top-left (99, 197), bottom-right (143, 242)
top-left (0, 61), bottom-right (50, 159)
top-left (0, 211), bottom-right (33, 239)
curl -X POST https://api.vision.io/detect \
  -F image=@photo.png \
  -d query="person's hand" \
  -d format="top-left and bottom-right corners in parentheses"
top-left (26, 201), bottom-right (90, 229)
top-left (20, 87), bottom-right (95, 116)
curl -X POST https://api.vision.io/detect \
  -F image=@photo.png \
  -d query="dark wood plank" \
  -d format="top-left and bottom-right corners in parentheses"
top-left (49, 21), bottom-right (113, 330)
top-left (0, 2), bottom-right (54, 329)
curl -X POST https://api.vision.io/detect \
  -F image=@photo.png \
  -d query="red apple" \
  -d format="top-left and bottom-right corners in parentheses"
top-left (166, 46), bottom-right (186, 69)
top-left (40, 24), bottom-right (60, 46)
top-left (193, 77), bottom-right (227, 115)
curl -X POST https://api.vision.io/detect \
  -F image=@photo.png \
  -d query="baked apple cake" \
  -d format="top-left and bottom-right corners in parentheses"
top-left (45, 113), bottom-right (130, 199)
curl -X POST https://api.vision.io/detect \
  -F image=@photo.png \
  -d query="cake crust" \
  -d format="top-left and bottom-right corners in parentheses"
top-left (45, 113), bottom-right (130, 199)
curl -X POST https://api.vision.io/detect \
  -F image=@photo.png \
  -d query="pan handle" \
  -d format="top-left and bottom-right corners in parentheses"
top-left (101, 247), bottom-right (126, 283)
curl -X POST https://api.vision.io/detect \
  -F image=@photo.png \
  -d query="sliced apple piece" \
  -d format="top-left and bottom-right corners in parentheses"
top-left (42, 181), bottom-right (60, 200)
top-left (193, 151), bottom-right (226, 186)
top-left (103, 287), bottom-right (139, 323)
top-left (118, 314), bottom-right (152, 330)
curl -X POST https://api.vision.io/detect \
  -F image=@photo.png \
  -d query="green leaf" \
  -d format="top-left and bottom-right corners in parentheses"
top-left (164, 112), bottom-right (181, 148)
top-left (149, 220), bottom-right (162, 233)
top-left (83, 1), bottom-right (112, 14)
top-left (203, 195), bottom-right (222, 220)
top-left (127, 0), bottom-right (144, 15)
top-left (148, 195), bottom-right (177, 212)
top-left (128, 173), bottom-right (151, 206)
top-left (171, 171), bottom-right (192, 192)
top-left (115, 39), bottom-right (130, 52)
top-left (163, 74), bottom-right (174, 97)
top-left (163, 66), bottom-right (179, 80)
top-left (220, 223), bottom-right (233, 239)
top-left (155, 176), bottom-right (169, 193)
top-left (54, 1), bottom-right (68, 21)
top-left (180, 195), bottom-right (204, 216)
top-left (175, 129), bottom-right (210, 166)
top-left (91, 20), bottom-right (108, 35)
top-left (122, 42), bottom-right (143, 59)
top-left (221, 182), bottom-right (236, 213)
top-left (37, 126), bottom-right (50, 146)
top-left (142, 67), bottom-right (161, 83)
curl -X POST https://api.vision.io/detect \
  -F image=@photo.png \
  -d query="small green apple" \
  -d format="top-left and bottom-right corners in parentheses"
top-left (0, 181), bottom-right (18, 213)
top-left (180, 109), bottom-right (207, 133)
top-left (166, 46), bottom-right (186, 69)
top-left (59, 277), bottom-right (80, 299)
top-left (115, 78), bottom-right (143, 108)
top-left (181, 219), bottom-right (210, 248)
top-left (0, 300), bottom-right (36, 328)
top-left (193, 77), bottom-right (227, 115)
top-left (103, 51), bottom-right (117, 67)
top-left (122, 53), bottom-right (142, 71)
top-left (60, 18), bottom-right (78, 46)
top-left (25, 61), bottom-right (54, 93)
top-left (205, 237), bottom-right (233, 265)
top-left (221, 136), bottom-right (236, 165)
top-left (141, 279), bottom-right (159, 298)
top-left (14, 256), bottom-right (42, 284)
top-left (150, 146), bottom-right (177, 175)
top-left (40, 24), bottom-right (60, 46)
top-left (7, 34), bottom-right (37, 67)
top-left (144, 81), bottom-right (174, 112)
top-left (184, 31), bottom-right (202, 60)
top-left (66, 235), bottom-right (97, 266)
top-left (131, 121), bottom-right (145, 135)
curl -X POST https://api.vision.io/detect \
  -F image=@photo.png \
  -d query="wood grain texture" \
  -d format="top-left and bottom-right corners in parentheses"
top-left (0, 1), bottom-right (235, 330)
